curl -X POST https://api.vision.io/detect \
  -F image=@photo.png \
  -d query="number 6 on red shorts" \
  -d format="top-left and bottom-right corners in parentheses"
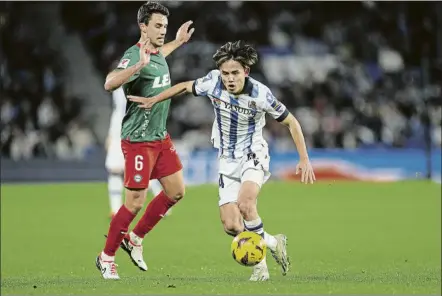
top-left (121, 140), bottom-right (157, 189)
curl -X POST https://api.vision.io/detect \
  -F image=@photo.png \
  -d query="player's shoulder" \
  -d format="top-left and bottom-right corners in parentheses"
top-left (204, 69), bottom-right (221, 80)
top-left (116, 45), bottom-right (140, 70)
top-left (122, 45), bottom-right (139, 57)
top-left (247, 76), bottom-right (273, 101)
top-left (195, 69), bottom-right (221, 85)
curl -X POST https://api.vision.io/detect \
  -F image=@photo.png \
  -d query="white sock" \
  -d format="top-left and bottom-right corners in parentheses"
top-left (244, 217), bottom-right (278, 252)
top-left (255, 256), bottom-right (268, 268)
top-left (264, 232), bottom-right (278, 251)
top-left (129, 231), bottom-right (143, 245)
top-left (108, 174), bottom-right (123, 214)
top-left (244, 217), bottom-right (264, 236)
top-left (101, 251), bottom-right (115, 262)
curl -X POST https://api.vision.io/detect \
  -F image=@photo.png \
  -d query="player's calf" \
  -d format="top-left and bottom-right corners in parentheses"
top-left (223, 220), bottom-right (244, 237)
top-left (220, 203), bottom-right (244, 237)
top-left (237, 180), bottom-right (283, 272)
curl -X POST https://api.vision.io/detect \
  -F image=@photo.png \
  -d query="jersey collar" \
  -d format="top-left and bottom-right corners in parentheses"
top-left (241, 77), bottom-right (254, 96)
top-left (136, 43), bottom-right (160, 55)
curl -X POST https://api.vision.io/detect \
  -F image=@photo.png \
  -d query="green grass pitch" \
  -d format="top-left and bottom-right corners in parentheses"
top-left (1, 181), bottom-right (441, 295)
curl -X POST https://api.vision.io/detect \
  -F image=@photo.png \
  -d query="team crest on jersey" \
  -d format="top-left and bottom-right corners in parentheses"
top-left (248, 101), bottom-right (257, 110)
top-left (213, 98), bottom-right (222, 106)
top-left (134, 174), bottom-right (142, 183)
top-left (266, 91), bottom-right (283, 112)
top-left (117, 59), bottom-right (130, 69)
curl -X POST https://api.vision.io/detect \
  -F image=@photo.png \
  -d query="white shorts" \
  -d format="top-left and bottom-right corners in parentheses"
top-left (105, 139), bottom-right (125, 172)
top-left (218, 148), bottom-right (271, 207)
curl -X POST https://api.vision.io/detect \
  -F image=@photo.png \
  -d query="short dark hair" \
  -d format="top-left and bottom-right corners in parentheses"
top-left (212, 41), bottom-right (258, 68)
top-left (137, 1), bottom-right (170, 24)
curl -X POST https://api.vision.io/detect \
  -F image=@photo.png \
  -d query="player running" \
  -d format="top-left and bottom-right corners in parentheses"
top-left (105, 85), bottom-right (170, 219)
top-left (128, 40), bottom-right (316, 281)
top-left (96, 1), bottom-right (194, 280)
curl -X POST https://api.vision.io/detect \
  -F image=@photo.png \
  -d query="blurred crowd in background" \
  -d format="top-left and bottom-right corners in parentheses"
top-left (1, 1), bottom-right (441, 160)
top-left (1, 2), bottom-right (96, 160)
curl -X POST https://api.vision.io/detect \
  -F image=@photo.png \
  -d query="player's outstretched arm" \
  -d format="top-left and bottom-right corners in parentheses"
top-left (104, 40), bottom-right (152, 91)
top-left (280, 113), bottom-right (316, 184)
top-left (161, 21), bottom-right (195, 58)
top-left (127, 81), bottom-right (194, 109)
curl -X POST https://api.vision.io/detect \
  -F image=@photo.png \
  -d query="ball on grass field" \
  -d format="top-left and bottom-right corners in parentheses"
top-left (231, 231), bottom-right (266, 267)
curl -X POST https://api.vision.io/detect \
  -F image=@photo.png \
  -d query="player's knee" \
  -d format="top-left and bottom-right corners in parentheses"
top-left (124, 189), bottom-right (146, 214)
top-left (237, 198), bottom-right (257, 219)
top-left (223, 220), bottom-right (244, 236)
top-left (166, 186), bottom-right (185, 202)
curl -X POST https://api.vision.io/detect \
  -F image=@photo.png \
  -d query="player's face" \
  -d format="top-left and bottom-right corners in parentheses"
top-left (141, 13), bottom-right (168, 47)
top-left (219, 60), bottom-right (248, 94)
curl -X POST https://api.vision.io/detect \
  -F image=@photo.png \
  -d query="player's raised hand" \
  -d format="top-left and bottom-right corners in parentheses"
top-left (175, 20), bottom-right (195, 44)
top-left (139, 38), bottom-right (151, 66)
top-left (127, 95), bottom-right (158, 110)
top-left (295, 159), bottom-right (316, 184)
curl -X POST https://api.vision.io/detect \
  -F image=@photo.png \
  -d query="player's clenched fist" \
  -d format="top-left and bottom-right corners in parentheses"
top-left (127, 95), bottom-right (158, 110)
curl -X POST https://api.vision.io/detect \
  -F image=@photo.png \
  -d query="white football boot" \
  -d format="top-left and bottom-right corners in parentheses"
top-left (270, 234), bottom-right (290, 275)
top-left (120, 236), bottom-right (148, 271)
top-left (95, 255), bottom-right (120, 280)
top-left (249, 257), bottom-right (270, 281)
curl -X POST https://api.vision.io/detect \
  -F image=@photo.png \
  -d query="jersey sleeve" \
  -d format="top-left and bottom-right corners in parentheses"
top-left (263, 90), bottom-right (289, 122)
top-left (192, 70), bottom-right (220, 97)
top-left (115, 49), bottom-right (140, 83)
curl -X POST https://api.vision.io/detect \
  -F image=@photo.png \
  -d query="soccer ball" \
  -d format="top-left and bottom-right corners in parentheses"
top-left (231, 231), bottom-right (266, 267)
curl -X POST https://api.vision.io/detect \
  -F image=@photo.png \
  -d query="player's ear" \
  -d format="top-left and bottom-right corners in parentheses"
top-left (244, 67), bottom-right (250, 76)
top-left (139, 23), bottom-right (147, 33)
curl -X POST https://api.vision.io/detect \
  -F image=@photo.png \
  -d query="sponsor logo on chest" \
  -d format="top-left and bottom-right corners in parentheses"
top-left (152, 74), bottom-right (171, 88)
top-left (212, 96), bottom-right (257, 116)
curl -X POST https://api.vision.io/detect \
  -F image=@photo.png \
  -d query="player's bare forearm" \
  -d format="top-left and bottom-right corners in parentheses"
top-left (281, 113), bottom-right (310, 161)
top-left (152, 81), bottom-right (194, 102)
top-left (161, 40), bottom-right (184, 58)
top-left (104, 62), bottom-right (144, 91)
top-left (127, 81), bottom-right (194, 108)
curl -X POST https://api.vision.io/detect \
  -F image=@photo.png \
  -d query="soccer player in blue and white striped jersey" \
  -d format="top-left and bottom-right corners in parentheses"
top-left (128, 40), bottom-right (315, 281)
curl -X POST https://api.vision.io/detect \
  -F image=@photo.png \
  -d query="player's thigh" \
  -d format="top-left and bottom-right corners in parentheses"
top-left (105, 140), bottom-right (125, 174)
top-left (121, 140), bottom-right (157, 190)
top-left (218, 174), bottom-right (242, 207)
top-left (238, 169), bottom-right (265, 204)
top-left (152, 138), bottom-right (184, 199)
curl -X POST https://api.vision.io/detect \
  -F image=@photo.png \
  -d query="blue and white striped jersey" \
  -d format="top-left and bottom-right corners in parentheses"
top-left (192, 70), bottom-right (289, 159)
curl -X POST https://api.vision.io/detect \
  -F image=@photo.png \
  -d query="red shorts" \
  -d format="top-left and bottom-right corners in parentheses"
top-left (121, 134), bottom-right (183, 189)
